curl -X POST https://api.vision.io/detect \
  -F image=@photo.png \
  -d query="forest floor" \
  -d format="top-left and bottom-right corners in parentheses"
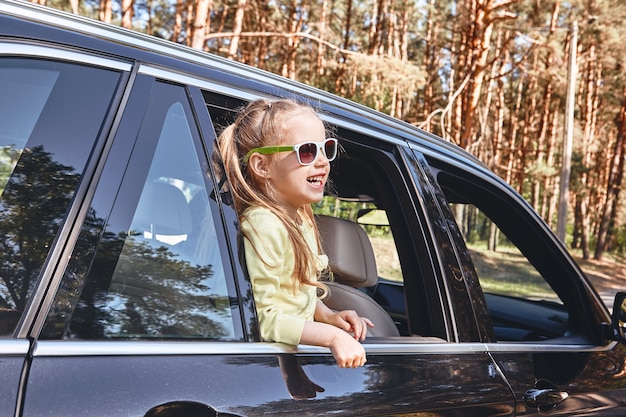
top-left (574, 251), bottom-right (626, 309)
top-left (370, 234), bottom-right (626, 309)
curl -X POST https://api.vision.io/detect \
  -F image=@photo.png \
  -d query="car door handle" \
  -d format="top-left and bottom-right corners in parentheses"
top-left (523, 387), bottom-right (569, 411)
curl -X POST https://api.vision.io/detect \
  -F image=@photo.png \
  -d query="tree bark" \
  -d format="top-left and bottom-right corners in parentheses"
top-left (595, 87), bottom-right (626, 259)
top-left (99, 0), bottom-right (112, 23)
top-left (228, 0), bottom-right (247, 59)
top-left (191, 0), bottom-right (212, 50)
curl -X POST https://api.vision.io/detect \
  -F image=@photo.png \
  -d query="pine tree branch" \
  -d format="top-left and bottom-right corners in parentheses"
top-left (204, 31), bottom-right (359, 56)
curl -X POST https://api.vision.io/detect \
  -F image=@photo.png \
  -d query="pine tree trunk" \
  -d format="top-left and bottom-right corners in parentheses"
top-left (595, 87), bottom-right (626, 260)
top-left (120, 0), bottom-right (133, 29)
top-left (191, 0), bottom-right (212, 50)
top-left (99, 0), bottom-right (112, 23)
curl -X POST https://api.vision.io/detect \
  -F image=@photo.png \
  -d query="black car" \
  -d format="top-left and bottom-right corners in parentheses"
top-left (2, 0), bottom-right (626, 415)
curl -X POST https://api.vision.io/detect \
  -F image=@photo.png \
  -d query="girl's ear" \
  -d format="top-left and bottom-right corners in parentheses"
top-left (247, 153), bottom-right (270, 178)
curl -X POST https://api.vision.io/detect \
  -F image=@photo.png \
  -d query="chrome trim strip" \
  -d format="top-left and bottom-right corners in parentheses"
top-left (34, 341), bottom-right (299, 357)
top-left (0, 43), bottom-right (132, 71)
top-left (0, 339), bottom-right (30, 355)
top-left (138, 65), bottom-right (259, 102)
top-left (485, 341), bottom-right (615, 353)
top-left (32, 339), bottom-right (615, 357)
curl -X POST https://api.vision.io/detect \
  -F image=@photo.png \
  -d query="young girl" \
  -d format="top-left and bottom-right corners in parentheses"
top-left (217, 98), bottom-right (373, 368)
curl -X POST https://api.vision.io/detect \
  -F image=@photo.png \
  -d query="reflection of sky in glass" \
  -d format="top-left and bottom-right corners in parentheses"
top-left (0, 68), bottom-right (59, 147)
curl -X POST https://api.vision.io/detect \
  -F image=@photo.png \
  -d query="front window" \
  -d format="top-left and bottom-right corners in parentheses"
top-left (434, 167), bottom-right (584, 342)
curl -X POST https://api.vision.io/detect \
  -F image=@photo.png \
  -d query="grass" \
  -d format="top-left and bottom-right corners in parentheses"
top-left (466, 244), bottom-right (559, 301)
top-left (369, 234), bottom-right (626, 306)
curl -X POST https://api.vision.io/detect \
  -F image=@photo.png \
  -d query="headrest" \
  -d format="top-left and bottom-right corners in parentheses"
top-left (133, 181), bottom-right (192, 236)
top-left (316, 215), bottom-right (378, 288)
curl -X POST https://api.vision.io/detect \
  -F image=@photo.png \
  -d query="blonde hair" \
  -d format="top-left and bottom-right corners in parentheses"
top-left (216, 98), bottom-right (328, 296)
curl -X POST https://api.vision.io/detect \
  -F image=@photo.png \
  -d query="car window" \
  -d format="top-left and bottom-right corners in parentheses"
top-left (315, 136), bottom-right (446, 339)
top-left (0, 57), bottom-right (121, 337)
top-left (434, 167), bottom-right (582, 342)
top-left (42, 81), bottom-right (237, 341)
top-left (449, 200), bottom-right (567, 341)
top-left (199, 93), bottom-right (446, 341)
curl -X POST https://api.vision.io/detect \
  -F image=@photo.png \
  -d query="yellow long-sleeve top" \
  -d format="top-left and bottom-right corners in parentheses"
top-left (241, 206), bottom-right (328, 346)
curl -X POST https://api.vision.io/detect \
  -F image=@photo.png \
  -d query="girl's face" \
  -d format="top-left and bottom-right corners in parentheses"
top-left (265, 109), bottom-right (330, 217)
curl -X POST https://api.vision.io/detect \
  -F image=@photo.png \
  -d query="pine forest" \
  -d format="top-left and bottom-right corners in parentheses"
top-left (33, 0), bottom-right (626, 261)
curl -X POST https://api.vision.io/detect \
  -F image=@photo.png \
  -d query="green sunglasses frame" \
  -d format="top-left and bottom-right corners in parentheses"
top-left (243, 138), bottom-right (338, 165)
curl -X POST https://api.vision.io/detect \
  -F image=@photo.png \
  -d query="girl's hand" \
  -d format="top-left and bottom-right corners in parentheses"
top-left (328, 309), bottom-right (374, 341)
top-left (328, 330), bottom-right (367, 368)
top-left (315, 301), bottom-right (374, 340)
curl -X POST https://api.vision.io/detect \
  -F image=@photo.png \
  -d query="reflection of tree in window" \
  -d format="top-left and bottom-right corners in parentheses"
top-left (45, 220), bottom-right (233, 340)
top-left (0, 145), bottom-right (22, 193)
top-left (102, 237), bottom-right (230, 339)
top-left (0, 145), bottom-right (79, 335)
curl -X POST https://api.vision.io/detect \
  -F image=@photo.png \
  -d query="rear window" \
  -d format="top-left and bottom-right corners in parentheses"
top-left (0, 57), bottom-right (121, 336)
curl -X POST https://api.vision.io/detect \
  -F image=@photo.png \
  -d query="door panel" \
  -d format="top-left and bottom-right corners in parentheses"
top-left (492, 347), bottom-right (626, 415)
top-left (24, 342), bottom-right (514, 416)
top-left (0, 341), bottom-right (28, 417)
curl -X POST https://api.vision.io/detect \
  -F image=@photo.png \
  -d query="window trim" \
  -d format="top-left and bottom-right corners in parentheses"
top-left (0, 42), bottom-right (131, 71)
top-left (30, 339), bottom-right (616, 358)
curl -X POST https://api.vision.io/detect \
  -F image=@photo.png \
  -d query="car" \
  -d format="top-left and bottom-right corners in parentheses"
top-left (2, 0), bottom-right (626, 415)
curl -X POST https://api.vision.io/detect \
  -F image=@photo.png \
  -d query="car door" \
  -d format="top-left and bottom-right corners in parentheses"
top-left (9, 62), bottom-right (509, 416)
top-left (19, 68), bottom-right (257, 416)
top-left (205, 85), bottom-right (518, 415)
top-left (422, 153), bottom-right (626, 415)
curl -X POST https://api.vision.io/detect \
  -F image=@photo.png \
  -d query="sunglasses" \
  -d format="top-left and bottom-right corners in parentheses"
top-left (243, 138), bottom-right (338, 166)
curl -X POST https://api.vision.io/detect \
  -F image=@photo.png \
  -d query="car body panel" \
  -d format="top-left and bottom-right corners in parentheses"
top-left (25, 341), bottom-right (514, 416)
top-left (0, 341), bottom-right (27, 417)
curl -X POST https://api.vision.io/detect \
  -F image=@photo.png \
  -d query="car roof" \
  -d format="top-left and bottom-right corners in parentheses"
top-left (0, 0), bottom-right (489, 174)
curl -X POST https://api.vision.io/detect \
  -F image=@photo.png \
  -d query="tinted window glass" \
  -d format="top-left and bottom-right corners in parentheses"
top-left (0, 58), bottom-right (121, 337)
top-left (44, 82), bottom-right (236, 341)
top-left (436, 171), bottom-right (573, 342)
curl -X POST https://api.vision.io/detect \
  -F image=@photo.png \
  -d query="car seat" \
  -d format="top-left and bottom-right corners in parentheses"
top-left (316, 215), bottom-right (400, 337)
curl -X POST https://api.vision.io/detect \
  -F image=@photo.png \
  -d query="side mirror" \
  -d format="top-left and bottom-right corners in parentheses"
top-left (357, 209), bottom-right (389, 226)
top-left (610, 292), bottom-right (626, 343)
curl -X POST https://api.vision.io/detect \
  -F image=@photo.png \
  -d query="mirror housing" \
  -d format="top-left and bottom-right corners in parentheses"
top-left (610, 292), bottom-right (626, 343)
top-left (357, 209), bottom-right (389, 226)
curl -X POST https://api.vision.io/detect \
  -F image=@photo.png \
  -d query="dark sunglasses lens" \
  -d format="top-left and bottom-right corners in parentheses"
top-left (298, 143), bottom-right (317, 164)
top-left (324, 140), bottom-right (337, 160)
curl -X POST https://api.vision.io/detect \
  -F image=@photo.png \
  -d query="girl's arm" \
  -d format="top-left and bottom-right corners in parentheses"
top-left (314, 300), bottom-right (374, 341)
top-left (299, 301), bottom-right (374, 368)
top-left (300, 320), bottom-right (367, 368)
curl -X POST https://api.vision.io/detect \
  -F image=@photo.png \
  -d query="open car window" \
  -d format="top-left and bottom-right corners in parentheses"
top-left (316, 134), bottom-right (448, 341)
top-left (448, 199), bottom-right (567, 341)
top-left (201, 91), bottom-right (447, 341)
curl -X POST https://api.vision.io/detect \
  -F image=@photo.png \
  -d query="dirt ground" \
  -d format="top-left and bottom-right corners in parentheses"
top-left (574, 253), bottom-right (626, 308)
